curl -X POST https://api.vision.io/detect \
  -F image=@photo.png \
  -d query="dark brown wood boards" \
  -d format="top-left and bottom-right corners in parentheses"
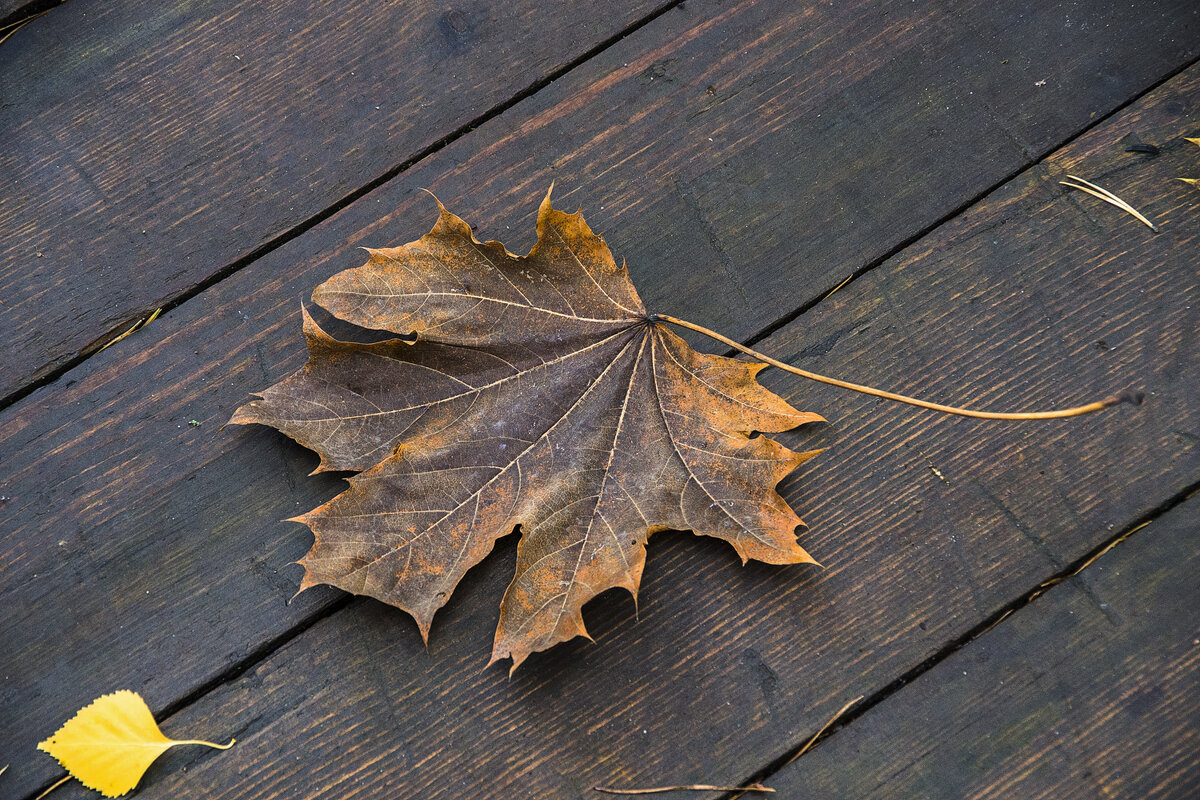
top-left (774, 497), bottom-right (1200, 799)
top-left (0, 0), bottom-right (1197, 401)
top-left (84, 66), bottom-right (1197, 799)
top-left (0, 0), bottom-right (664, 400)
top-left (0, 0), bottom-right (1197, 797)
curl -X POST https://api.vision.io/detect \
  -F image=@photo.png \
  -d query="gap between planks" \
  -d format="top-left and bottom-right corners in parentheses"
top-left (3, 33), bottom-right (1198, 416)
top-left (703, 478), bottom-right (1200, 800)
top-left (19, 479), bottom-right (1192, 800)
top-left (7, 23), bottom-right (1198, 800)
top-left (738, 51), bottom-right (1200, 352)
top-left (0, 0), bottom-right (690, 413)
top-left (0, 0), bottom-right (63, 32)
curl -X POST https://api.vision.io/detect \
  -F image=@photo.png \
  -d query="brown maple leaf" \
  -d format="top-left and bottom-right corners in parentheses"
top-left (233, 189), bottom-right (823, 668)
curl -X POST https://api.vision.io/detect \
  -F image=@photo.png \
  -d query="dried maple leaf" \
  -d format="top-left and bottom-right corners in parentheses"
top-left (233, 189), bottom-right (823, 669)
top-left (38, 690), bottom-right (234, 797)
top-left (234, 188), bottom-right (1132, 669)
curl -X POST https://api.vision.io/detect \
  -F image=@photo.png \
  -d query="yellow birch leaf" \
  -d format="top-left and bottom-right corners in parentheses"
top-left (1179, 178), bottom-right (1200, 190)
top-left (37, 690), bottom-right (234, 797)
top-left (1185, 137), bottom-right (1200, 148)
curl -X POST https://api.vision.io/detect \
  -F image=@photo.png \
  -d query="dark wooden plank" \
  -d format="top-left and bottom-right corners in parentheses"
top-left (1, 0), bottom-right (1196, 403)
top-left (769, 497), bottom-right (1200, 799)
top-left (0, 0), bottom-right (665, 401)
top-left (6, 48), bottom-right (1198, 800)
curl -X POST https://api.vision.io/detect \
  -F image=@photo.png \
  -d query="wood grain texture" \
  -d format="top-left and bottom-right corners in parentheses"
top-left (769, 496), bottom-right (1200, 799)
top-left (0, 0), bottom-right (664, 401)
top-left (1, 0), bottom-right (1197, 403)
top-left (6, 54), bottom-right (1197, 800)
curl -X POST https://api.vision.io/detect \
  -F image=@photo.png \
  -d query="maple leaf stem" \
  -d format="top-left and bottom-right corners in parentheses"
top-left (655, 314), bottom-right (1141, 420)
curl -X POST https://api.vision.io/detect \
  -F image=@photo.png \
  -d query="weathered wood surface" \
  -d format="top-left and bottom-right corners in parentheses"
top-left (0, 0), bottom-right (665, 401)
top-left (117, 67), bottom-right (1200, 799)
top-left (6, 46), bottom-right (1197, 800)
top-left (1, 0), bottom-right (1197, 404)
top-left (774, 496), bottom-right (1200, 799)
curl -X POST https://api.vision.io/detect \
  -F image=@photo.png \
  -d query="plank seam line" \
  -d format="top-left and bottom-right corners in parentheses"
top-left (0, 0), bottom-right (690, 413)
top-left (15, 479), bottom-right (1195, 800)
top-left (0, 0), bottom-right (61, 32)
top-left (16, 594), bottom-right (356, 800)
top-left (710, 476), bottom-right (1200, 800)
top-left (739, 50), bottom-right (1200, 351)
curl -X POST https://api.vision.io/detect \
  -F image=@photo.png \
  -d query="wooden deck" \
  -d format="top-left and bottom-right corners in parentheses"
top-left (2, 1), bottom-right (1197, 797)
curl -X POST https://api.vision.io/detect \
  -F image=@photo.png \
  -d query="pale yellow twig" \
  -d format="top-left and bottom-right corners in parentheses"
top-left (592, 697), bottom-right (862, 797)
top-left (97, 308), bottom-right (162, 352)
top-left (783, 695), bottom-right (863, 766)
top-left (0, 8), bottom-right (52, 46)
top-left (594, 783), bottom-right (774, 795)
top-left (821, 274), bottom-right (854, 301)
top-left (33, 775), bottom-right (70, 800)
top-left (1060, 174), bottom-right (1158, 232)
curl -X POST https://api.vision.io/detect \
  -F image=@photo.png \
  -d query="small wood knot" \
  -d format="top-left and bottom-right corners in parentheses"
top-left (437, 9), bottom-right (475, 50)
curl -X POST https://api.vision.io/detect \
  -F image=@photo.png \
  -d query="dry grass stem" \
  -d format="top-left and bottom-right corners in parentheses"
top-left (783, 695), bottom-right (863, 766)
top-left (1071, 519), bottom-right (1150, 576)
top-left (977, 608), bottom-right (1015, 637)
top-left (1037, 519), bottom-right (1153, 596)
top-left (33, 775), bottom-right (70, 800)
top-left (98, 308), bottom-right (162, 352)
top-left (0, 8), bottom-right (54, 46)
top-left (593, 783), bottom-right (775, 795)
top-left (1059, 174), bottom-right (1158, 232)
top-left (590, 697), bottom-right (862, 796)
top-left (821, 274), bottom-right (854, 301)
top-left (0, 8), bottom-right (48, 32)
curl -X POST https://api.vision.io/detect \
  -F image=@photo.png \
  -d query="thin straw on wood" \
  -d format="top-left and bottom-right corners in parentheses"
top-left (593, 782), bottom-right (775, 795)
top-left (0, 8), bottom-right (53, 46)
top-left (592, 697), bottom-right (862, 796)
top-left (1060, 174), bottom-right (1158, 232)
top-left (33, 776), bottom-right (70, 800)
top-left (783, 695), bottom-right (863, 766)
